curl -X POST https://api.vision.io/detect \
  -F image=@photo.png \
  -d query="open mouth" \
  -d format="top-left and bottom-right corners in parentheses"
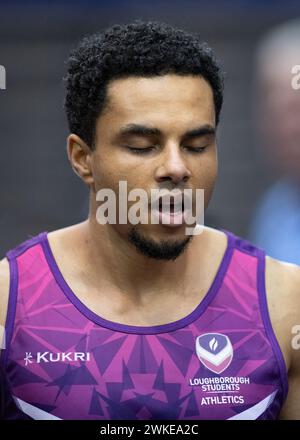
top-left (158, 196), bottom-right (185, 214)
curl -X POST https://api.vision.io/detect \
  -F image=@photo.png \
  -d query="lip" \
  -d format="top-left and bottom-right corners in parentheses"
top-left (151, 204), bottom-right (193, 227)
top-left (149, 190), bottom-right (193, 227)
top-left (157, 209), bottom-right (186, 227)
top-left (153, 189), bottom-right (188, 206)
top-left (151, 190), bottom-right (192, 210)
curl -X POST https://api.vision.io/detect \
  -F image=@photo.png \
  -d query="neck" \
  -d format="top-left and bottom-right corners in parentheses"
top-left (75, 215), bottom-right (207, 301)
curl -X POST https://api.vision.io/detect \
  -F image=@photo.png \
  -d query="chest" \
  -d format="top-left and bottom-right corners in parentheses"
top-left (6, 308), bottom-right (284, 420)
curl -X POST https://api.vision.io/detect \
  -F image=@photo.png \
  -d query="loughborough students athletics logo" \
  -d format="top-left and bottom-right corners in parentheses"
top-left (195, 333), bottom-right (233, 374)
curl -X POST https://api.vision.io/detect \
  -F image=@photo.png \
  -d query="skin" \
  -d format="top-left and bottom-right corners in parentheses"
top-left (0, 73), bottom-right (300, 418)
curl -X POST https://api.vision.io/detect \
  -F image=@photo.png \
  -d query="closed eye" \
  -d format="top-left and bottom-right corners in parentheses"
top-left (184, 146), bottom-right (207, 153)
top-left (126, 145), bottom-right (207, 154)
top-left (126, 146), bottom-right (156, 154)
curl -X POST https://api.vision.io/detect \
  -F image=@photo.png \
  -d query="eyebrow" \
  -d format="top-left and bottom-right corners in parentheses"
top-left (117, 123), bottom-right (216, 139)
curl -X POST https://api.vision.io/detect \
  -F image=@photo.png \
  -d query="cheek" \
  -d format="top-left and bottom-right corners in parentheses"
top-left (92, 153), bottom-right (146, 195)
top-left (207, 158), bottom-right (218, 186)
top-left (195, 156), bottom-right (218, 206)
top-left (91, 150), bottom-right (120, 189)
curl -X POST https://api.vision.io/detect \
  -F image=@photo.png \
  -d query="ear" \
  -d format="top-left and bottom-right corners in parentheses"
top-left (67, 134), bottom-right (94, 186)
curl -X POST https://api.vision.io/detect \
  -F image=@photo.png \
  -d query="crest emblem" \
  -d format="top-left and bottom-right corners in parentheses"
top-left (195, 333), bottom-right (233, 374)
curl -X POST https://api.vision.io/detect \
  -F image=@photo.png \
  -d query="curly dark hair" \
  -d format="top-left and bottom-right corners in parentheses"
top-left (64, 19), bottom-right (224, 149)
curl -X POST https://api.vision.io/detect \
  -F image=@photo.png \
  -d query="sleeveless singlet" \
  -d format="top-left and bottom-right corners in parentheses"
top-left (0, 228), bottom-right (288, 420)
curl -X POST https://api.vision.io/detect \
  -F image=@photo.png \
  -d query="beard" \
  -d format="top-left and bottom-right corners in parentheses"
top-left (128, 226), bottom-right (193, 261)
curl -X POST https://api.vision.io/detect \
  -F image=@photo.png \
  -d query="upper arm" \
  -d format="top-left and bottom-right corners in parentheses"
top-left (266, 256), bottom-right (300, 419)
top-left (279, 262), bottom-right (300, 420)
top-left (0, 258), bottom-right (10, 329)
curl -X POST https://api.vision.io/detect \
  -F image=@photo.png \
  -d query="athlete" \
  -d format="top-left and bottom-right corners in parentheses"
top-left (0, 20), bottom-right (299, 420)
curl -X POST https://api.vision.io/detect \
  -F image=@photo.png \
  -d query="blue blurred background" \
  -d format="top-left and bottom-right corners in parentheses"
top-left (1, 0), bottom-right (300, 263)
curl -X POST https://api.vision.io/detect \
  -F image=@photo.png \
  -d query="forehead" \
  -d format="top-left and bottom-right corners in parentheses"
top-left (103, 74), bottom-right (215, 127)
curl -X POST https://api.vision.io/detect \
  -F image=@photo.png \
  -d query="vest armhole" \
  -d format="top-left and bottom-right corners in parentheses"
top-left (256, 247), bottom-right (289, 402)
top-left (0, 252), bottom-right (19, 369)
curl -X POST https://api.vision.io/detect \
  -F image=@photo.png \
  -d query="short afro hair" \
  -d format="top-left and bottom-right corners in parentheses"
top-left (64, 19), bottom-right (224, 149)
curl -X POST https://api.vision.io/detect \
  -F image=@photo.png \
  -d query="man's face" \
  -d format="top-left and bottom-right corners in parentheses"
top-left (90, 73), bottom-right (218, 259)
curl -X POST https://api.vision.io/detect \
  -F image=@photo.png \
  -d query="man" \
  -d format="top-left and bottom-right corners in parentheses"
top-left (0, 20), bottom-right (299, 420)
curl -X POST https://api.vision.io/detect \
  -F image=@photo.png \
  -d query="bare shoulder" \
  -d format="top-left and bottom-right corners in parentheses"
top-left (0, 257), bottom-right (10, 327)
top-left (266, 255), bottom-right (300, 314)
top-left (265, 255), bottom-right (300, 367)
top-left (265, 255), bottom-right (300, 419)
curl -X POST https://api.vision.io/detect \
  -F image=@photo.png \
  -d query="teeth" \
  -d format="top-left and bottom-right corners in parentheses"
top-left (160, 202), bottom-right (183, 212)
top-left (155, 193), bottom-right (189, 213)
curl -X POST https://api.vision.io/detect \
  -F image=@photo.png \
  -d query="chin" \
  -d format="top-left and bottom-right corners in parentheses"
top-left (128, 225), bottom-right (193, 261)
top-left (143, 223), bottom-right (188, 240)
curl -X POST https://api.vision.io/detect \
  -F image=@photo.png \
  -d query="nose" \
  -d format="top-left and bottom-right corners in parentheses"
top-left (154, 143), bottom-right (192, 185)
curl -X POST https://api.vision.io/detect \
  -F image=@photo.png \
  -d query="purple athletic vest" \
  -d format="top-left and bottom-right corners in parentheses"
top-left (1, 229), bottom-right (288, 420)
